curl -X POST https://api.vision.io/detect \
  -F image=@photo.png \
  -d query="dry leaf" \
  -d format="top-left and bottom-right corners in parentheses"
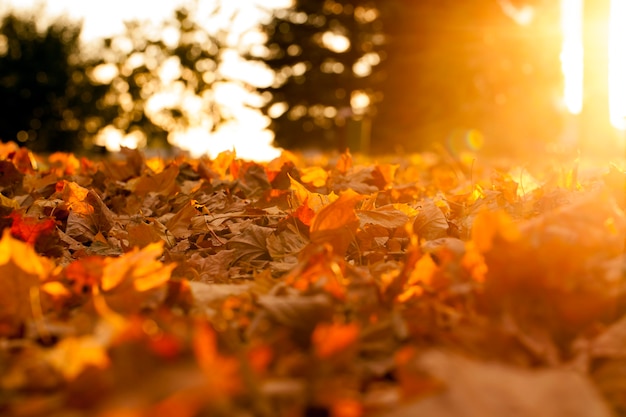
top-left (383, 350), bottom-right (612, 417)
top-left (310, 189), bottom-right (363, 255)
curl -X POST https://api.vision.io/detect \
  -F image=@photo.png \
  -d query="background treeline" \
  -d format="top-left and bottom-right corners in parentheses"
top-left (0, 0), bottom-right (563, 155)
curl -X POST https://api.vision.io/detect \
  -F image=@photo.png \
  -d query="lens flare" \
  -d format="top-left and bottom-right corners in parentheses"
top-left (446, 129), bottom-right (484, 157)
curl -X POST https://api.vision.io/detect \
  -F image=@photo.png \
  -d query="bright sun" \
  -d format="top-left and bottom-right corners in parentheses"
top-left (561, 0), bottom-right (626, 130)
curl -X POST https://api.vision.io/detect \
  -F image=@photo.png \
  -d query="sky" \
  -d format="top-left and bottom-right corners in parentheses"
top-left (0, 0), bottom-right (292, 160)
top-left (0, 0), bottom-right (290, 43)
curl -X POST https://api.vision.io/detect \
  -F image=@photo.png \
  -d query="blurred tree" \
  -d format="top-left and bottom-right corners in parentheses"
top-left (258, 0), bottom-right (385, 150)
top-left (91, 2), bottom-right (259, 151)
top-left (0, 13), bottom-right (109, 152)
top-left (262, 0), bottom-right (563, 155)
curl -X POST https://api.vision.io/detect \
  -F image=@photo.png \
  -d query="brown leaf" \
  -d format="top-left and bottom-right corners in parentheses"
top-left (385, 350), bottom-right (612, 417)
top-left (166, 200), bottom-right (198, 240)
top-left (253, 292), bottom-right (334, 345)
top-left (590, 314), bottom-right (626, 359)
top-left (236, 161), bottom-right (272, 198)
top-left (413, 200), bottom-right (448, 241)
top-left (227, 224), bottom-right (273, 263)
top-left (357, 205), bottom-right (411, 229)
top-left (131, 164), bottom-right (180, 197)
top-left (187, 249), bottom-right (236, 282)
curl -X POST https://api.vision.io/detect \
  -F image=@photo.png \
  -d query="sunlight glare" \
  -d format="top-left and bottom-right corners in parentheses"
top-left (560, 0), bottom-right (584, 115)
top-left (169, 125), bottom-right (280, 161)
top-left (322, 32), bottom-right (351, 53)
top-left (350, 91), bottom-right (370, 115)
top-left (609, 0), bottom-right (626, 130)
top-left (95, 126), bottom-right (146, 151)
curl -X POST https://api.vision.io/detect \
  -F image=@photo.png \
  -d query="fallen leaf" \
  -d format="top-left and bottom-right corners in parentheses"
top-left (413, 199), bottom-right (449, 241)
top-left (312, 322), bottom-right (359, 359)
top-left (383, 350), bottom-right (612, 417)
top-left (310, 189), bottom-right (363, 255)
top-left (0, 230), bottom-right (54, 333)
top-left (45, 335), bottom-right (110, 380)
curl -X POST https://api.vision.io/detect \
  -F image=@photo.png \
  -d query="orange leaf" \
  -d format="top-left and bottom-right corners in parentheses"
top-left (331, 398), bottom-right (363, 417)
top-left (48, 152), bottom-right (80, 176)
top-left (101, 241), bottom-right (174, 293)
top-left (312, 322), bottom-right (359, 358)
top-left (65, 256), bottom-right (106, 294)
top-left (57, 180), bottom-right (92, 214)
top-left (310, 189), bottom-right (363, 255)
top-left (336, 150), bottom-right (353, 174)
top-left (471, 209), bottom-right (520, 253)
top-left (0, 230), bottom-right (54, 333)
top-left (461, 241), bottom-right (488, 283)
top-left (192, 321), bottom-right (241, 396)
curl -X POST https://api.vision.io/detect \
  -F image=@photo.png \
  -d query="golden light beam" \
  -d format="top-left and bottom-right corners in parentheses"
top-left (561, 0), bottom-right (584, 115)
top-left (609, 0), bottom-right (626, 129)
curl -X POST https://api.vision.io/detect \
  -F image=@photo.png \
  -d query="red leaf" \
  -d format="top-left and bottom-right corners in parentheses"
top-left (10, 212), bottom-right (56, 245)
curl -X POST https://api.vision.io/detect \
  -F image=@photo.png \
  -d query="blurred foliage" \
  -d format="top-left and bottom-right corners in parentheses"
top-left (0, 2), bottom-right (260, 153)
top-left (91, 4), bottom-right (234, 150)
top-left (262, 0), bottom-right (564, 155)
top-left (258, 0), bottom-right (384, 151)
top-left (1, 1), bottom-right (566, 155)
top-left (0, 13), bottom-right (109, 152)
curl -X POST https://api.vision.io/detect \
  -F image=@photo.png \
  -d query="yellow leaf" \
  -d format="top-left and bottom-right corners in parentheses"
top-left (41, 281), bottom-right (71, 297)
top-left (0, 193), bottom-right (19, 210)
top-left (45, 335), bottom-right (110, 380)
top-left (300, 166), bottom-right (329, 187)
top-left (101, 241), bottom-right (174, 292)
top-left (0, 229), bottom-right (53, 278)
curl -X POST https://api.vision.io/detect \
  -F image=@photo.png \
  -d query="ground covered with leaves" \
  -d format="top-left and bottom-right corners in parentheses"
top-left (2, 140), bottom-right (626, 416)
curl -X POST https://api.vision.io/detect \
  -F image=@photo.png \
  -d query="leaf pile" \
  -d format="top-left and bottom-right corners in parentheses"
top-left (1, 140), bottom-right (626, 416)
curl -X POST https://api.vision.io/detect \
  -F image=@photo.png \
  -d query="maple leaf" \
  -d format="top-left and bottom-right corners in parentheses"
top-left (358, 204), bottom-right (413, 229)
top-left (165, 200), bottom-right (199, 240)
top-left (9, 212), bottom-right (57, 246)
top-left (130, 164), bottom-right (180, 197)
top-left (284, 243), bottom-right (349, 299)
top-left (56, 181), bottom-right (115, 243)
top-left (227, 224), bottom-right (274, 264)
top-left (0, 230), bottom-right (54, 334)
top-left (413, 199), bottom-right (449, 241)
top-left (290, 174), bottom-right (336, 213)
top-left (97, 241), bottom-right (176, 314)
top-left (310, 189), bottom-right (363, 256)
top-left (236, 161), bottom-right (272, 198)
